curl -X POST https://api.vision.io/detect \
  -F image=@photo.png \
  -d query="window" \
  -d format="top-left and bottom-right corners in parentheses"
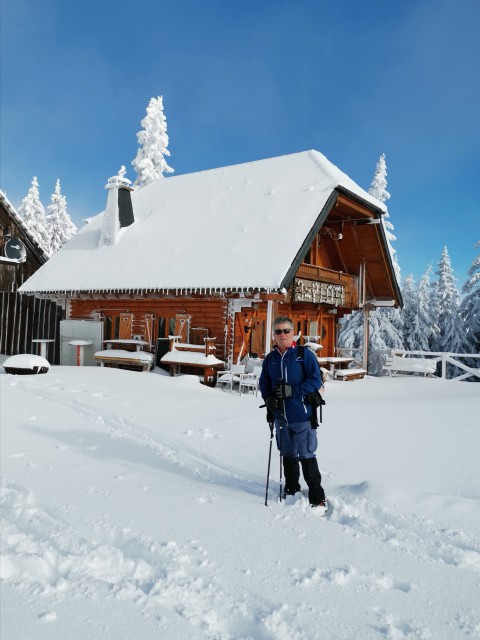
top-left (158, 318), bottom-right (175, 338)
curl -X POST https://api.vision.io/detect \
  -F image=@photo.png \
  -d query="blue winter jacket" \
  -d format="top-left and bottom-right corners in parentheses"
top-left (259, 344), bottom-right (322, 423)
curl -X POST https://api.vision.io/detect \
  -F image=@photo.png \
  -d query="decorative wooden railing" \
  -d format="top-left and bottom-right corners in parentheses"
top-left (296, 265), bottom-right (358, 308)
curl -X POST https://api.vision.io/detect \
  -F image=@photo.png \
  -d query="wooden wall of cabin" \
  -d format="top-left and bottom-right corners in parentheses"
top-left (231, 301), bottom-right (337, 362)
top-left (0, 206), bottom-right (46, 292)
top-left (68, 297), bottom-right (228, 361)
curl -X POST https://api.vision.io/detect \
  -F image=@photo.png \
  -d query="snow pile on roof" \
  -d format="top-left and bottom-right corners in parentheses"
top-left (19, 150), bottom-right (385, 294)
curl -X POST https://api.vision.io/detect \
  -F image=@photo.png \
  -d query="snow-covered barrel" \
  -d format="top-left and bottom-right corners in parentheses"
top-left (3, 354), bottom-right (50, 375)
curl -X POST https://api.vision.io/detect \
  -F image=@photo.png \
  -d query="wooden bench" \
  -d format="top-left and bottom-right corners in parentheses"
top-left (334, 368), bottom-right (367, 381)
top-left (383, 356), bottom-right (437, 377)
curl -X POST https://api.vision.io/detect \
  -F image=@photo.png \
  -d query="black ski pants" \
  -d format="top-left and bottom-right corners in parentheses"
top-left (283, 456), bottom-right (325, 505)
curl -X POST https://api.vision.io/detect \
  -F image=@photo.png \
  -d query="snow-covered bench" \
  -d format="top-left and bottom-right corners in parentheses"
top-left (334, 368), bottom-right (367, 381)
top-left (383, 356), bottom-right (437, 377)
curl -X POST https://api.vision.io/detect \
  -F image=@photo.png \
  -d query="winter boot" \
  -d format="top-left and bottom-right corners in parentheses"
top-left (283, 456), bottom-right (301, 497)
top-left (300, 457), bottom-right (325, 506)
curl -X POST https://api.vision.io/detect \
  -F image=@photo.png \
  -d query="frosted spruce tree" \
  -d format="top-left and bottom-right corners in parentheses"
top-left (17, 176), bottom-right (50, 254)
top-left (431, 246), bottom-right (467, 358)
top-left (415, 266), bottom-right (437, 351)
top-left (47, 179), bottom-right (77, 254)
top-left (132, 96), bottom-right (174, 189)
top-left (368, 153), bottom-right (400, 283)
top-left (401, 275), bottom-right (418, 351)
top-left (338, 152), bottom-right (403, 370)
top-left (461, 240), bottom-right (480, 353)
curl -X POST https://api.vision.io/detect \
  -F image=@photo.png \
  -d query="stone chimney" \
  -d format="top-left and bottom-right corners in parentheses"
top-left (99, 166), bottom-right (134, 246)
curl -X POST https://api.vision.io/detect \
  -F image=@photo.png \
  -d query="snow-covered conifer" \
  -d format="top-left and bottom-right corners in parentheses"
top-left (132, 96), bottom-right (174, 189)
top-left (338, 305), bottom-right (404, 374)
top-left (431, 246), bottom-right (467, 357)
top-left (415, 267), bottom-right (436, 351)
top-left (368, 153), bottom-right (400, 284)
top-left (461, 240), bottom-right (480, 353)
top-left (401, 275), bottom-right (418, 350)
top-left (338, 310), bottom-right (363, 352)
top-left (368, 307), bottom-right (404, 373)
top-left (17, 177), bottom-right (50, 254)
top-left (368, 153), bottom-right (390, 205)
top-left (47, 179), bottom-right (77, 254)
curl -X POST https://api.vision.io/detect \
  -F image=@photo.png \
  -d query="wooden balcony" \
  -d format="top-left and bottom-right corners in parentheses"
top-left (295, 264), bottom-right (358, 308)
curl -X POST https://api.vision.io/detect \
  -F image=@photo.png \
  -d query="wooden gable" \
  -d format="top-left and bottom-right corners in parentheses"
top-left (284, 188), bottom-right (401, 313)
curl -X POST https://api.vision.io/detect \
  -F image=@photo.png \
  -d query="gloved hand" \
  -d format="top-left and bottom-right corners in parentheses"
top-left (275, 382), bottom-right (292, 399)
top-left (266, 395), bottom-right (280, 412)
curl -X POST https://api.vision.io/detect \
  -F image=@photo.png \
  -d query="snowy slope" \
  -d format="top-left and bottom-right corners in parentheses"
top-left (1, 366), bottom-right (479, 640)
top-left (19, 150), bottom-right (386, 294)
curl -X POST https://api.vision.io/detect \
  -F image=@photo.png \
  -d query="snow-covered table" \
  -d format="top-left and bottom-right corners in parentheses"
top-left (94, 349), bottom-right (154, 372)
top-left (160, 348), bottom-right (224, 386)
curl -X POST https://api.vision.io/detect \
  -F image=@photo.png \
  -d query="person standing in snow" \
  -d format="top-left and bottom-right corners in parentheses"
top-left (259, 316), bottom-right (327, 512)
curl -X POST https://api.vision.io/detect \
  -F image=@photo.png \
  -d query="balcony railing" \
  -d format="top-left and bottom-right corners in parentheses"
top-left (296, 264), bottom-right (358, 308)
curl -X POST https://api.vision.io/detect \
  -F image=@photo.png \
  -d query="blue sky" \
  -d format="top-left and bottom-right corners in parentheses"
top-left (1, 0), bottom-right (479, 286)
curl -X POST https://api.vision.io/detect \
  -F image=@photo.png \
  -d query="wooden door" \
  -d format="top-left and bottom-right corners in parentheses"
top-left (119, 313), bottom-right (133, 339)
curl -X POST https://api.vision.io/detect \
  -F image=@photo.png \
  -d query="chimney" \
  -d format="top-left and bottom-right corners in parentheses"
top-left (99, 166), bottom-right (134, 247)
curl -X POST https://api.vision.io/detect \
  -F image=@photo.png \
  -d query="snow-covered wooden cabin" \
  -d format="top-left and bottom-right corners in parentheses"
top-left (1, 191), bottom-right (63, 361)
top-left (19, 150), bottom-right (402, 368)
top-left (0, 190), bottom-right (47, 291)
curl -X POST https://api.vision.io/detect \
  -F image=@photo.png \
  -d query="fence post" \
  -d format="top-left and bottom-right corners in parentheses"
top-left (441, 354), bottom-right (447, 379)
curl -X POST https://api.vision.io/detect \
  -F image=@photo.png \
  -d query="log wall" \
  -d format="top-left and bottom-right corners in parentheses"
top-left (69, 297), bottom-right (229, 361)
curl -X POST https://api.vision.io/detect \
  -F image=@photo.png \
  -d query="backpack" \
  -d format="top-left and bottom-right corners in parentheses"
top-left (296, 344), bottom-right (325, 428)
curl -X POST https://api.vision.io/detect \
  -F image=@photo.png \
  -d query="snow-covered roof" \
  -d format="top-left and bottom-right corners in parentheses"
top-left (19, 150), bottom-right (386, 294)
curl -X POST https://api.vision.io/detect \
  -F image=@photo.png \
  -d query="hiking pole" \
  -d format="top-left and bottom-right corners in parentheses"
top-left (264, 421), bottom-right (274, 506)
top-left (278, 393), bottom-right (287, 503)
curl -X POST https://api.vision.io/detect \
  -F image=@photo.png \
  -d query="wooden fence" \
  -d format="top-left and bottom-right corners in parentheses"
top-left (0, 293), bottom-right (64, 364)
top-left (338, 346), bottom-right (480, 381)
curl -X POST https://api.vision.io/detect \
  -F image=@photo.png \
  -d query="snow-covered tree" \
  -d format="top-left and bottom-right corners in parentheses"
top-left (368, 153), bottom-right (400, 284)
top-left (47, 179), bottom-right (77, 254)
top-left (338, 310), bottom-right (363, 351)
top-left (368, 153), bottom-right (391, 204)
top-left (431, 246), bottom-right (467, 356)
top-left (416, 266), bottom-right (436, 351)
top-left (132, 96), bottom-right (174, 189)
top-left (461, 240), bottom-right (480, 353)
top-left (368, 307), bottom-right (404, 374)
top-left (401, 274), bottom-right (418, 350)
top-left (340, 154), bottom-right (404, 368)
top-left (17, 176), bottom-right (50, 253)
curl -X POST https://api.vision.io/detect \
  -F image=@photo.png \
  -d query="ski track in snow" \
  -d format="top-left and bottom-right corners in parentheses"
top-left (10, 378), bottom-right (254, 492)
top-left (325, 490), bottom-right (480, 574)
top-left (1, 481), bottom-right (311, 640)
top-left (2, 375), bottom-right (480, 639)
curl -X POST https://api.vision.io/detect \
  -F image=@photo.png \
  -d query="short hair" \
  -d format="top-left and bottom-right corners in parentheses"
top-left (273, 315), bottom-right (293, 328)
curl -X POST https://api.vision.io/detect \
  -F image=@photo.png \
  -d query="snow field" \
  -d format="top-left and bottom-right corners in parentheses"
top-left (1, 366), bottom-right (479, 639)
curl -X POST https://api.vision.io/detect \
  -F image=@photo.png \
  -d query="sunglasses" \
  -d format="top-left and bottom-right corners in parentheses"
top-left (273, 328), bottom-right (293, 335)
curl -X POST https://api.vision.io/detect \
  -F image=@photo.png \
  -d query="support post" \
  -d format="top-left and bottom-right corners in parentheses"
top-left (265, 299), bottom-right (273, 355)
